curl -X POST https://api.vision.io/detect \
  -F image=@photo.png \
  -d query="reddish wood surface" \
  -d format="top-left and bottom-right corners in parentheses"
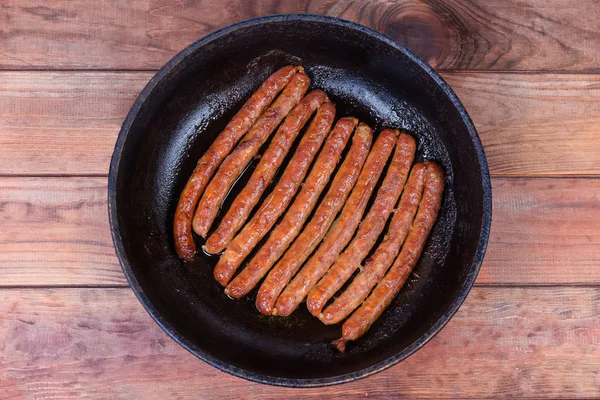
top-left (1, 71), bottom-right (599, 175)
top-left (2, 0), bottom-right (600, 71)
top-left (2, 1), bottom-right (599, 397)
top-left (0, 72), bottom-right (147, 175)
top-left (482, 177), bottom-right (600, 285)
top-left (1, 288), bottom-right (599, 398)
top-left (0, 177), bottom-right (598, 286)
top-left (0, 178), bottom-right (122, 286)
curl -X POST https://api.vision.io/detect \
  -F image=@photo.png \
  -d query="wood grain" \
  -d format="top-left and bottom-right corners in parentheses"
top-left (0, 178), bottom-right (124, 286)
top-left (1, 177), bottom-right (598, 286)
top-left (445, 72), bottom-right (600, 176)
top-left (481, 177), bottom-right (600, 285)
top-left (0, 287), bottom-right (598, 398)
top-left (2, 1), bottom-right (598, 397)
top-left (2, 0), bottom-right (600, 71)
top-left (1, 71), bottom-right (599, 176)
top-left (0, 72), bottom-right (149, 175)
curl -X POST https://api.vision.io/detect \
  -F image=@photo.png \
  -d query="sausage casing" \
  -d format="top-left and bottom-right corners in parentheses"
top-left (321, 162), bottom-right (427, 324)
top-left (334, 162), bottom-right (444, 352)
top-left (202, 90), bottom-right (327, 253)
top-left (274, 127), bottom-right (394, 313)
top-left (173, 65), bottom-right (301, 260)
top-left (271, 126), bottom-right (372, 316)
top-left (192, 72), bottom-right (310, 238)
top-left (215, 101), bottom-right (336, 288)
top-left (308, 132), bottom-right (416, 318)
top-left (251, 117), bottom-right (357, 314)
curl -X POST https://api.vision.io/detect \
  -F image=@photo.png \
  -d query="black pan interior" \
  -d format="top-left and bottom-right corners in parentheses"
top-left (110, 15), bottom-right (490, 386)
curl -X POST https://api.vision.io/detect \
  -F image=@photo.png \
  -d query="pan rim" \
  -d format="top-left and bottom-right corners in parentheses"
top-left (108, 13), bottom-right (492, 387)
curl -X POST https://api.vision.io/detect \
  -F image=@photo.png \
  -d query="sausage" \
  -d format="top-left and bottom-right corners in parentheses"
top-left (252, 118), bottom-right (358, 314)
top-left (191, 72), bottom-right (310, 238)
top-left (333, 162), bottom-right (444, 352)
top-left (215, 99), bottom-right (335, 289)
top-left (308, 132), bottom-right (415, 318)
top-left (202, 91), bottom-right (328, 254)
top-left (173, 65), bottom-right (302, 260)
top-left (273, 127), bottom-right (394, 313)
top-left (271, 126), bottom-right (372, 316)
top-left (249, 117), bottom-right (357, 314)
top-left (320, 162), bottom-right (427, 324)
top-left (218, 104), bottom-right (336, 290)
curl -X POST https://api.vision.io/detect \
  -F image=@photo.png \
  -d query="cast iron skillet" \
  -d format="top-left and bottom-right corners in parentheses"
top-left (109, 14), bottom-right (492, 387)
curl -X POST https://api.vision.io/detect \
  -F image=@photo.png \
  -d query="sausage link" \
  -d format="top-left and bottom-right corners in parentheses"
top-left (215, 100), bottom-right (335, 288)
top-left (274, 127), bottom-right (394, 313)
top-left (174, 65), bottom-right (301, 260)
top-left (271, 127), bottom-right (372, 316)
top-left (308, 132), bottom-right (415, 318)
top-left (333, 162), bottom-right (444, 352)
top-left (250, 117), bottom-right (357, 314)
top-left (321, 162), bottom-right (427, 324)
top-left (192, 72), bottom-right (310, 238)
top-left (203, 90), bottom-right (328, 254)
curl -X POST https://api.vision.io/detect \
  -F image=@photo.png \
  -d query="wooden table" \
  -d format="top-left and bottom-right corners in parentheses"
top-left (1, 1), bottom-right (599, 398)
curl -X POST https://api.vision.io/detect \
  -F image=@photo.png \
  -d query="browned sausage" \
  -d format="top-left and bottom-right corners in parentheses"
top-left (245, 117), bottom-right (357, 313)
top-left (191, 72), bottom-right (310, 238)
top-left (333, 162), bottom-right (444, 352)
top-left (273, 127), bottom-right (395, 313)
top-left (173, 65), bottom-right (302, 260)
top-left (320, 162), bottom-right (427, 324)
top-left (270, 126), bottom-right (372, 316)
top-left (202, 91), bottom-right (328, 253)
top-left (214, 100), bottom-right (335, 289)
top-left (308, 132), bottom-right (415, 318)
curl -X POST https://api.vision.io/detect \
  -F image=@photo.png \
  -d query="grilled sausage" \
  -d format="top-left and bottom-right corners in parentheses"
top-left (333, 162), bottom-right (444, 352)
top-left (273, 127), bottom-right (394, 313)
top-left (203, 91), bottom-right (328, 253)
top-left (270, 126), bottom-right (372, 316)
top-left (214, 99), bottom-right (335, 288)
top-left (246, 117), bottom-right (357, 313)
top-left (321, 162), bottom-right (427, 324)
top-left (192, 72), bottom-right (310, 238)
top-left (307, 132), bottom-right (415, 318)
top-left (173, 65), bottom-right (301, 260)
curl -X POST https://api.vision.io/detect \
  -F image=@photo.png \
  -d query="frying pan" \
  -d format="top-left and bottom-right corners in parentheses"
top-left (108, 14), bottom-right (492, 387)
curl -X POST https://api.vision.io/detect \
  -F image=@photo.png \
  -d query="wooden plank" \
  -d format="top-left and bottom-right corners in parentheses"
top-left (0, 287), bottom-right (598, 397)
top-left (0, 72), bottom-right (150, 175)
top-left (481, 177), bottom-right (600, 285)
top-left (444, 72), bottom-right (600, 176)
top-left (2, 1), bottom-right (600, 71)
top-left (1, 72), bottom-right (599, 176)
top-left (1, 177), bottom-right (599, 286)
top-left (0, 178), bottom-right (125, 286)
